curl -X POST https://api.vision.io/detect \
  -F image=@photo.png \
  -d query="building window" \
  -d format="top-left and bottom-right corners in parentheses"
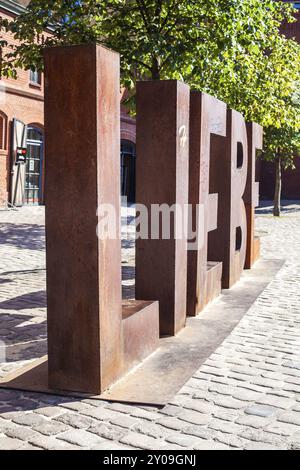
top-left (294, 2), bottom-right (300, 10)
top-left (121, 140), bottom-right (136, 203)
top-left (0, 112), bottom-right (7, 150)
top-left (25, 126), bottom-right (44, 205)
top-left (30, 69), bottom-right (42, 86)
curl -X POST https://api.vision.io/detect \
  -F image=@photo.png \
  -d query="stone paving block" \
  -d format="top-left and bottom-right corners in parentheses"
top-left (104, 402), bottom-right (137, 415)
top-left (29, 435), bottom-right (82, 450)
top-left (88, 423), bottom-right (128, 441)
top-left (244, 442), bottom-right (287, 450)
top-left (159, 405), bottom-right (182, 417)
top-left (156, 417), bottom-right (188, 432)
top-left (159, 443), bottom-right (187, 450)
top-left (81, 406), bottom-right (121, 422)
top-left (7, 398), bottom-right (37, 410)
top-left (269, 389), bottom-right (294, 399)
top-left (235, 414), bottom-right (270, 429)
top-left (81, 398), bottom-right (108, 408)
top-left (55, 412), bottom-right (96, 429)
top-left (32, 420), bottom-right (70, 436)
top-left (129, 408), bottom-right (160, 421)
top-left (91, 441), bottom-right (138, 450)
top-left (244, 404), bottom-right (278, 418)
top-left (109, 414), bottom-right (141, 430)
top-left (212, 409), bottom-right (240, 422)
top-left (214, 432), bottom-right (247, 449)
top-left (265, 421), bottom-right (300, 437)
top-left (0, 436), bottom-right (24, 450)
top-left (57, 429), bottom-right (104, 447)
top-left (181, 398), bottom-right (216, 415)
top-left (282, 376), bottom-right (300, 387)
top-left (238, 427), bottom-right (287, 446)
top-left (185, 378), bottom-right (210, 389)
top-left (199, 365), bottom-right (227, 377)
top-left (0, 390), bottom-right (20, 401)
top-left (177, 409), bottom-right (212, 426)
top-left (33, 406), bottom-right (65, 418)
top-left (229, 366), bottom-right (258, 377)
top-left (18, 443), bottom-right (43, 450)
top-left (164, 433), bottom-right (205, 448)
top-left (250, 377), bottom-right (284, 389)
top-left (208, 419), bottom-right (243, 435)
top-left (232, 388), bottom-right (262, 402)
top-left (171, 389), bottom-right (210, 404)
top-left (120, 432), bottom-right (163, 450)
top-left (60, 401), bottom-right (95, 413)
top-left (255, 394), bottom-right (294, 410)
top-left (212, 396), bottom-right (247, 410)
top-left (193, 440), bottom-right (230, 450)
top-left (282, 383), bottom-right (300, 393)
top-left (277, 411), bottom-right (300, 426)
top-left (11, 412), bottom-right (47, 427)
top-left (132, 421), bottom-right (173, 439)
top-left (290, 431), bottom-right (300, 450)
top-left (33, 395), bottom-right (68, 406)
top-left (0, 416), bottom-right (18, 432)
top-left (184, 377), bottom-right (209, 391)
top-left (5, 424), bottom-right (40, 441)
top-left (0, 410), bottom-right (23, 421)
top-left (208, 382), bottom-right (236, 396)
top-left (183, 426), bottom-right (219, 441)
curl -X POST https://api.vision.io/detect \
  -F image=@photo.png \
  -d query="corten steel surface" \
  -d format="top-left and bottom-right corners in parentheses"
top-left (44, 44), bottom-right (123, 394)
top-left (44, 44), bottom-right (159, 395)
top-left (244, 122), bottom-right (263, 269)
top-left (122, 300), bottom-right (159, 371)
top-left (187, 92), bottom-right (226, 316)
top-left (208, 109), bottom-right (248, 289)
top-left (135, 80), bottom-right (190, 337)
top-left (0, 259), bottom-right (285, 405)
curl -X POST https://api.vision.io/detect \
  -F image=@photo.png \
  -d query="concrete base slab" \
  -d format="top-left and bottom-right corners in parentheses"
top-left (0, 258), bottom-right (284, 405)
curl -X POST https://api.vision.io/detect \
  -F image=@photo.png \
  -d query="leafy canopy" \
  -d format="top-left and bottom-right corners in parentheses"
top-left (1, 0), bottom-right (300, 162)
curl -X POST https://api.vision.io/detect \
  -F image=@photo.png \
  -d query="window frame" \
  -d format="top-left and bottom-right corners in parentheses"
top-left (0, 112), bottom-right (8, 151)
top-left (29, 69), bottom-right (42, 86)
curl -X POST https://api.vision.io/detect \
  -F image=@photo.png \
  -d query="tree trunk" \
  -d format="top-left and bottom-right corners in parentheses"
top-left (273, 155), bottom-right (282, 217)
top-left (151, 56), bottom-right (160, 80)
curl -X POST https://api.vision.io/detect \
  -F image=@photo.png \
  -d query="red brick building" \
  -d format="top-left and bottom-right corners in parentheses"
top-left (0, 0), bottom-right (136, 206)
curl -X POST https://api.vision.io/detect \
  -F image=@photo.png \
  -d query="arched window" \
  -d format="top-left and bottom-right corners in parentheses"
top-left (0, 112), bottom-right (8, 150)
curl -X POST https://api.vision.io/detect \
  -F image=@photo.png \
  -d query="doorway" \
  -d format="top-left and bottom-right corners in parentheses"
top-left (121, 140), bottom-right (136, 203)
top-left (25, 127), bottom-right (44, 205)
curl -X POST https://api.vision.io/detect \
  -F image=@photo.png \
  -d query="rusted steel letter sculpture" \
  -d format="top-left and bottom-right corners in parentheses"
top-left (44, 44), bottom-right (159, 394)
top-left (187, 92), bottom-right (226, 315)
top-left (208, 110), bottom-right (248, 289)
top-left (135, 81), bottom-right (190, 336)
top-left (244, 123), bottom-right (263, 269)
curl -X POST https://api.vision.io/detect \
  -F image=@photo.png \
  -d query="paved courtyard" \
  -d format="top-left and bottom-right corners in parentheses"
top-left (0, 202), bottom-right (300, 450)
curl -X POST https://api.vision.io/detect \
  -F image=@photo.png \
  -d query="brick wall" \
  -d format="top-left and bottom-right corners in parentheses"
top-left (0, 7), bottom-right (136, 205)
top-left (0, 7), bottom-right (45, 203)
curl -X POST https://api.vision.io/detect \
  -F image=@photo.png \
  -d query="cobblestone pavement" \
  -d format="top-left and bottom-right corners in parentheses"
top-left (0, 202), bottom-right (300, 450)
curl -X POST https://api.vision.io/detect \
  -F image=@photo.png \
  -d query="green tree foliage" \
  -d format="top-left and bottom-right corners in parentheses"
top-left (262, 88), bottom-right (300, 215)
top-left (1, 0), bottom-right (300, 210)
